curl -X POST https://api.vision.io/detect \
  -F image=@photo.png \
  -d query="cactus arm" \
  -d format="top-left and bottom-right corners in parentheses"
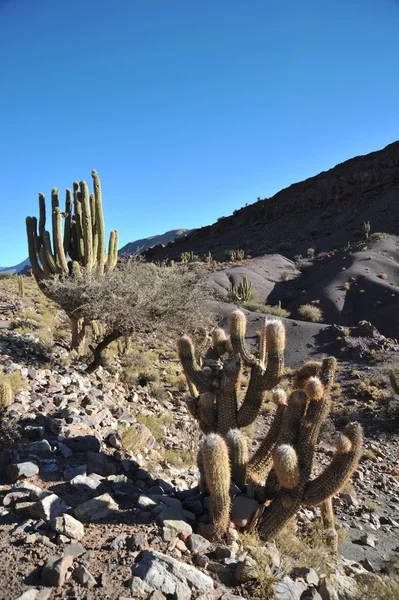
top-left (226, 429), bottom-right (248, 488)
top-left (38, 247), bottom-right (51, 277)
top-left (236, 365), bottom-right (266, 427)
top-left (106, 230), bottom-right (118, 271)
top-left (198, 392), bottom-right (217, 433)
top-left (211, 328), bottom-right (233, 357)
top-left (293, 360), bottom-right (322, 389)
top-left (26, 217), bottom-right (45, 279)
top-left (51, 188), bottom-right (60, 265)
top-left (38, 193), bottom-right (46, 238)
top-left (262, 320), bottom-right (285, 389)
top-left (42, 231), bottom-right (60, 274)
top-left (229, 309), bottom-right (257, 366)
top-left (202, 434), bottom-right (231, 538)
top-left (247, 389), bottom-right (287, 483)
top-left (217, 355), bottom-right (241, 434)
top-left (63, 188), bottom-right (72, 256)
top-left (303, 423), bottom-right (363, 506)
top-left (53, 207), bottom-right (69, 274)
top-left (90, 192), bottom-right (98, 261)
top-left (80, 180), bottom-right (93, 272)
top-left (92, 169), bottom-right (105, 276)
top-left (177, 336), bottom-right (213, 392)
top-left (72, 181), bottom-right (84, 263)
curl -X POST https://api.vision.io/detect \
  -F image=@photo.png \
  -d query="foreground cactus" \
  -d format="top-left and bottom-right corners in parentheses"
top-left (177, 310), bottom-right (363, 545)
top-left (26, 170), bottom-right (118, 349)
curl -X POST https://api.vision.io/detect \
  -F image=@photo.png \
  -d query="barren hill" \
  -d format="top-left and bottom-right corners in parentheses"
top-left (144, 141), bottom-right (399, 262)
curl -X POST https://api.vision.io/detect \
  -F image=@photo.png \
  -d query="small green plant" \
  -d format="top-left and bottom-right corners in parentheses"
top-left (363, 221), bottom-right (371, 239)
top-left (242, 301), bottom-right (290, 318)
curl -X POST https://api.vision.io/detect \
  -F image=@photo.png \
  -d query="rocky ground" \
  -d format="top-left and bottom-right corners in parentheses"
top-left (0, 279), bottom-right (399, 600)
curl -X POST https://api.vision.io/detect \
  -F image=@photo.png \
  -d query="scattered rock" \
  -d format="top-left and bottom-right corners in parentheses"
top-left (51, 514), bottom-right (85, 540)
top-left (74, 493), bottom-right (118, 521)
top-left (7, 461), bottom-right (39, 483)
top-left (73, 565), bottom-right (97, 587)
top-left (41, 554), bottom-right (74, 587)
top-left (30, 494), bottom-right (68, 521)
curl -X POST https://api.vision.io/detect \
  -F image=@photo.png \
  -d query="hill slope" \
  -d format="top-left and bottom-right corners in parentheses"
top-left (144, 141), bottom-right (399, 262)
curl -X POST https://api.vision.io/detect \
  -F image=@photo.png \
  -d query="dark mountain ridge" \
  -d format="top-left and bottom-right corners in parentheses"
top-left (144, 141), bottom-right (399, 262)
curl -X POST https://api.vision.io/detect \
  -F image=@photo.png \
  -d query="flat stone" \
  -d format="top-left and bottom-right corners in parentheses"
top-left (51, 514), bottom-right (85, 540)
top-left (231, 496), bottom-right (260, 527)
top-left (65, 542), bottom-right (85, 557)
top-left (274, 576), bottom-right (307, 600)
top-left (41, 554), bottom-right (73, 587)
top-left (162, 519), bottom-right (192, 542)
top-left (131, 550), bottom-right (214, 598)
top-left (63, 435), bottom-right (100, 453)
top-left (359, 533), bottom-right (377, 547)
top-left (7, 461), bottom-right (39, 483)
top-left (126, 531), bottom-right (148, 551)
top-left (186, 533), bottom-right (212, 554)
top-left (26, 440), bottom-right (53, 454)
top-left (73, 565), bottom-right (96, 587)
top-left (292, 566), bottom-right (319, 586)
top-left (30, 494), bottom-right (68, 521)
top-left (87, 451), bottom-right (117, 476)
top-left (70, 473), bottom-right (103, 491)
top-left (74, 493), bottom-right (118, 521)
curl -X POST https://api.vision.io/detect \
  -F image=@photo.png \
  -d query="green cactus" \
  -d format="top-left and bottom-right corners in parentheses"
top-left (17, 276), bottom-right (25, 298)
top-left (177, 310), bottom-right (363, 544)
top-left (363, 221), bottom-right (371, 239)
top-left (229, 275), bottom-right (253, 303)
top-left (0, 379), bottom-right (13, 408)
top-left (26, 170), bottom-right (118, 350)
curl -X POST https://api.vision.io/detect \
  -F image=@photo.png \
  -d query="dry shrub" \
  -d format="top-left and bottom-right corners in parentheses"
top-left (297, 303), bottom-right (323, 323)
top-left (45, 258), bottom-right (216, 370)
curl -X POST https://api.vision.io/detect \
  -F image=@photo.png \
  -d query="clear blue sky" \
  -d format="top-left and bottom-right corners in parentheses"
top-left (1, 0), bottom-right (399, 266)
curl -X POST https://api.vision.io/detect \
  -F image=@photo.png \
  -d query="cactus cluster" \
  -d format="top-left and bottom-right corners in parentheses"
top-left (230, 249), bottom-right (245, 262)
top-left (181, 251), bottom-right (194, 264)
top-left (26, 170), bottom-right (118, 282)
top-left (177, 310), bottom-right (363, 543)
top-left (229, 275), bottom-right (253, 303)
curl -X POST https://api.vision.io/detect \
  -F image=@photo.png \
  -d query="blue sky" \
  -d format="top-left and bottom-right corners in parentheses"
top-left (1, 0), bottom-right (398, 265)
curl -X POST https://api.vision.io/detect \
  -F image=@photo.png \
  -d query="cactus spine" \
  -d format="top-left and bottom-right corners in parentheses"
top-left (178, 310), bottom-right (363, 544)
top-left (26, 170), bottom-right (118, 350)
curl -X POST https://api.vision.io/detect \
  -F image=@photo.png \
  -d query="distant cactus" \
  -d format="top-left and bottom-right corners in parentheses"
top-left (180, 251), bottom-right (194, 264)
top-left (177, 310), bottom-right (363, 545)
top-left (230, 249), bottom-right (245, 262)
top-left (26, 170), bottom-right (118, 350)
top-left (17, 276), bottom-right (24, 298)
top-left (229, 275), bottom-right (253, 303)
top-left (363, 221), bottom-right (371, 239)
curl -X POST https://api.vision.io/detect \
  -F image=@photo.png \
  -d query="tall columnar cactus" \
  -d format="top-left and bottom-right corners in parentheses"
top-left (177, 310), bottom-right (363, 544)
top-left (17, 276), bottom-right (24, 298)
top-left (26, 170), bottom-right (118, 349)
top-left (229, 275), bottom-right (253, 303)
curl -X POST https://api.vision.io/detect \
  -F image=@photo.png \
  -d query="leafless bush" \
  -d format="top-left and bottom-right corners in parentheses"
top-left (44, 258), bottom-right (216, 371)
